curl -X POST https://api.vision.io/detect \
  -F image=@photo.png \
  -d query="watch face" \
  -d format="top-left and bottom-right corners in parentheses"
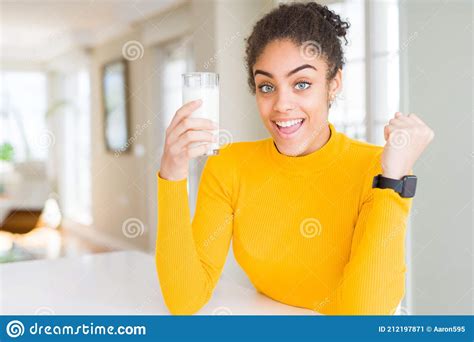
top-left (401, 175), bottom-right (417, 198)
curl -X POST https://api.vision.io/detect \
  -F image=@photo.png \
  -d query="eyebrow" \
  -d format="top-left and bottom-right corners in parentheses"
top-left (253, 64), bottom-right (317, 78)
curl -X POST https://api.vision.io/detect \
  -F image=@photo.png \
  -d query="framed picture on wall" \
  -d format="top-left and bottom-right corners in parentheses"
top-left (101, 59), bottom-right (130, 154)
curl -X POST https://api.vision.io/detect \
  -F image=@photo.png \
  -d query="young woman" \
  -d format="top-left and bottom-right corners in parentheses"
top-left (156, 2), bottom-right (434, 315)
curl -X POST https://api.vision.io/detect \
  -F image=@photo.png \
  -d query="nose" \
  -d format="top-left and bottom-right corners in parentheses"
top-left (272, 88), bottom-right (296, 113)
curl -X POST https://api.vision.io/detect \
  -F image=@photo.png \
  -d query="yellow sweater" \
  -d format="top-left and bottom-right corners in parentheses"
top-left (156, 122), bottom-right (413, 315)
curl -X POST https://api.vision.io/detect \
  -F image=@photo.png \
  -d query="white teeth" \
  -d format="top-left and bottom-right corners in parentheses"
top-left (275, 118), bottom-right (303, 128)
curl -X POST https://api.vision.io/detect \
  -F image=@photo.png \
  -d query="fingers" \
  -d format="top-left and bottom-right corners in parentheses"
top-left (167, 99), bottom-right (203, 134)
top-left (171, 117), bottom-right (218, 141)
top-left (407, 112), bottom-right (425, 125)
top-left (384, 124), bottom-right (401, 141)
top-left (388, 112), bottom-right (424, 128)
top-left (392, 112), bottom-right (424, 124)
top-left (173, 130), bottom-right (216, 152)
top-left (384, 112), bottom-right (434, 145)
top-left (384, 125), bottom-right (390, 141)
top-left (186, 142), bottom-right (213, 159)
top-left (385, 113), bottom-right (407, 142)
top-left (391, 112), bottom-right (410, 123)
top-left (394, 112), bottom-right (404, 118)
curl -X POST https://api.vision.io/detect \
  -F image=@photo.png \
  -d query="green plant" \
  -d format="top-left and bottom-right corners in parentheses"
top-left (0, 143), bottom-right (14, 162)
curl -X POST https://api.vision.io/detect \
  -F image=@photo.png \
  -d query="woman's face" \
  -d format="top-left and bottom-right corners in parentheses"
top-left (253, 39), bottom-right (342, 156)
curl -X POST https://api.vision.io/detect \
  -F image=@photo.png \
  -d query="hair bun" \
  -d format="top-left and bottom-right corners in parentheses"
top-left (306, 3), bottom-right (350, 42)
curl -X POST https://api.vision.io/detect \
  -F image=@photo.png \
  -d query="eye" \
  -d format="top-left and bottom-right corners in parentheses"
top-left (258, 83), bottom-right (274, 94)
top-left (295, 81), bottom-right (311, 90)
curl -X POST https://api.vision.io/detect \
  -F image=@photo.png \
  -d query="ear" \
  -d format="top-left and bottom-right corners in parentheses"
top-left (329, 68), bottom-right (343, 95)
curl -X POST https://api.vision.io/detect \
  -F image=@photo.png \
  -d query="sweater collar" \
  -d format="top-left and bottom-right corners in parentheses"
top-left (267, 122), bottom-right (349, 175)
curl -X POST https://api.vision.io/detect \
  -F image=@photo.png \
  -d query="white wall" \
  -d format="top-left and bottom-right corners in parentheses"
top-left (400, 0), bottom-right (472, 314)
top-left (90, 29), bottom-right (150, 250)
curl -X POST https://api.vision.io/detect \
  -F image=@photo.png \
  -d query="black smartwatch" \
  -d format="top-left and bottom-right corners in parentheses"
top-left (372, 174), bottom-right (417, 198)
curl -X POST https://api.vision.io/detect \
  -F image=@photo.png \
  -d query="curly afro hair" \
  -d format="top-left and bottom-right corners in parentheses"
top-left (244, 1), bottom-right (350, 94)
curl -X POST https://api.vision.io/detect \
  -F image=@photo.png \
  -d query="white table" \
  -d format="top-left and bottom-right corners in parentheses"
top-left (0, 251), bottom-right (317, 315)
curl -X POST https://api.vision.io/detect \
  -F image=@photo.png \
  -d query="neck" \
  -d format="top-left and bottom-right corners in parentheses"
top-left (298, 123), bottom-right (331, 156)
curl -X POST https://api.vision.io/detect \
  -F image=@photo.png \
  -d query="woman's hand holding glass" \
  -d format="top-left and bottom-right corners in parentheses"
top-left (159, 99), bottom-right (218, 181)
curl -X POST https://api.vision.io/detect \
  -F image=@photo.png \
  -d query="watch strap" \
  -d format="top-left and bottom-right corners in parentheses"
top-left (372, 175), bottom-right (404, 193)
top-left (372, 174), bottom-right (417, 198)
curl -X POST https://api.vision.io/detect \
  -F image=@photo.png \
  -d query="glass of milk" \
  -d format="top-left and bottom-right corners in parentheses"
top-left (182, 72), bottom-right (219, 156)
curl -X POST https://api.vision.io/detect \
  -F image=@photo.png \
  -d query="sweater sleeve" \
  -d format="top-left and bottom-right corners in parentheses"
top-left (155, 153), bottom-right (235, 315)
top-left (334, 150), bottom-right (414, 315)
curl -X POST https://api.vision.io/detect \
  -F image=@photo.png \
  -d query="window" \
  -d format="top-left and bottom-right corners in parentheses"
top-left (0, 71), bottom-right (48, 161)
top-left (58, 69), bottom-right (92, 225)
top-left (161, 54), bottom-right (188, 132)
top-left (328, 0), bottom-right (400, 145)
top-left (370, 0), bottom-right (400, 146)
top-left (328, 0), bottom-right (367, 141)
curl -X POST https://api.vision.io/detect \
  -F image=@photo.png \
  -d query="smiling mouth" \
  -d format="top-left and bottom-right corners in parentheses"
top-left (272, 119), bottom-right (305, 138)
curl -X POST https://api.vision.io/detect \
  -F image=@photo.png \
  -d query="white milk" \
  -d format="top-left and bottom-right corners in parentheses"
top-left (182, 86), bottom-right (219, 155)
